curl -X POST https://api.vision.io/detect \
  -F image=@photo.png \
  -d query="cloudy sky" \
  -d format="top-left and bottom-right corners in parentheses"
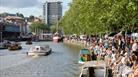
top-left (0, 0), bottom-right (72, 17)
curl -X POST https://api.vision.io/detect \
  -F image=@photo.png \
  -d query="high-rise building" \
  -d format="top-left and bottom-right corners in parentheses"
top-left (43, 1), bottom-right (62, 26)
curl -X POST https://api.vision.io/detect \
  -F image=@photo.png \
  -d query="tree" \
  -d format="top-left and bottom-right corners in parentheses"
top-left (60, 0), bottom-right (138, 35)
top-left (16, 13), bottom-right (24, 18)
top-left (30, 22), bottom-right (49, 35)
top-left (28, 15), bottom-right (35, 22)
top-left (50, 24), bottom-right (57, 33)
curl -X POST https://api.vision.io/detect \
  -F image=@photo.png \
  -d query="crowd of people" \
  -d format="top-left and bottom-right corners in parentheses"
top-left (65, 34), bottom-right (138, 77)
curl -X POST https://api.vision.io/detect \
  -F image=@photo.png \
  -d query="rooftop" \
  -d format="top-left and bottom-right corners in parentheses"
top-left (5, 16), bottom-right (24, 20)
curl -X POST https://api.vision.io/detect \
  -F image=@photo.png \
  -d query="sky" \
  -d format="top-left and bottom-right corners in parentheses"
top-left (0, 0), bottom-right (72, 17)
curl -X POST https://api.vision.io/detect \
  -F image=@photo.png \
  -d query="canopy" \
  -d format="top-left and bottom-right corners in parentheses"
top-left (80, 49), bottom-right (90, 55)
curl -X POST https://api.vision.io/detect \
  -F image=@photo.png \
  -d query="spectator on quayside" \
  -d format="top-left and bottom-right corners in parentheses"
top-left (110, 50), bottom-right (116, 66)
top-left (99, 38), bottom-right (103, 43)
top-left (127, 53), bottom-right (138, 77)
top-left (112, 50), bottom-right (138, 77)
top-left (121, 39), bottom-right (126, 50)
top-left (91, 51), bottom-right (97, 60)
top-left (128, 68), bottom-right (138, 77)
top-left (132, 40), bottom-right (138, 52)
top-left (103, 38), bottom-right (109, 48)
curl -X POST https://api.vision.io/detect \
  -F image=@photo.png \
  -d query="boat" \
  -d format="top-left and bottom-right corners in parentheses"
top-left (52, 31), bottom-right (64, 42)
top-left (79, 61), bottom-right (108, 77)
top-left (0, 40), bottom-right (11, 49)
top-left (53, 34), bottom-right (61, 42)
top-left (27, 45), bottom-right (52, 56)
top-left (26, 41), bottom-right (32, 45)
top-left (78, 49), bottom-right (91, 64)
top-left (8, 42), bottom-right (22, 51)
top-left (26, 40), bottom-right (32, 45)
top-left (0, 43), bottom-right (6, 49)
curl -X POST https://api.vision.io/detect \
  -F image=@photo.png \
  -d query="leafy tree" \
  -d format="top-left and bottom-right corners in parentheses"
top-left (30, 22), bottom-right (49, 35)
top-left (16, 13), bottom-right (24, 18)
top-left (50, 24), bottom-right (57, 33)
top-left (28, 15), bottom-right (35, 22)
top-left (60, 0), bottom-right (138, 35)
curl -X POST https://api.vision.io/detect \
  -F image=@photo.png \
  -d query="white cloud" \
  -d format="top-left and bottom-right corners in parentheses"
top-left (0, 0), bottom-right (72, 16)
top-left (0, 0), bottom-right (39, 8)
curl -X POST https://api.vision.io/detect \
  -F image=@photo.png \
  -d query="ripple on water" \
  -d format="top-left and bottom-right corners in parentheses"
top-left (0, 42), bottom-right (80, 77)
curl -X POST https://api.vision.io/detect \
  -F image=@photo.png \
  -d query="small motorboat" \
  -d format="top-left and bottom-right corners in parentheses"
top-left (8, 42), bottom-right (22, 51)
top-left (79, 61), bottom-right (108, 77)
top-left (27, 45), bottom-right (52, 56)
top-left (26, 41), bottom-right (32, 45)
top-left (78, 49), bottom-right (91, 64)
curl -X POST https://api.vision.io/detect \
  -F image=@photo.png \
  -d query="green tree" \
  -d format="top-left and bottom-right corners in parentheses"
top-left (50, 24), bottom-right (57, 33)
top-left (60, 0), bottom-right (138, 35)
top-left (30, 22), bottom-right (49, 35)
top-left (16, 13), bottom-right (24, 18)
top-left (28, 15), bottom-right (35, 22)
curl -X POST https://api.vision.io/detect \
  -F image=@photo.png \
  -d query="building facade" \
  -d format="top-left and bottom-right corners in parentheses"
top-left (4, 16), bottom-right (27, 36)
top-left (43, 1), bottom-right (62, 26)
top-left (0, 22), bottom-right (20, 41)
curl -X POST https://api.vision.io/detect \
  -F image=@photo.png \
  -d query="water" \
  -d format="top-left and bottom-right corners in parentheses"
top-left (0, 42), bottom-right (81, 77)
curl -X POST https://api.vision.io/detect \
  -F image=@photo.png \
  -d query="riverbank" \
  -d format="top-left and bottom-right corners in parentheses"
top-left (64, 39), bottom-right (114, 77)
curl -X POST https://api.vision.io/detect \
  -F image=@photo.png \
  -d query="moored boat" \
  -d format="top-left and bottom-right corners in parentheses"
top-left (0, 43), bottom-right (6, 49)
top-left (79, 61), bottom-right (108, 77)
top-left (26, 41), bottom-right (32, 45)
top-left (27, 45), bottom-right (52, 56)
top-left (0, 40), bottom-right (11, 49)
top-left (8, 42), bottom-right (22, 51)
top-left (78, 49), bottom-right (91, 64)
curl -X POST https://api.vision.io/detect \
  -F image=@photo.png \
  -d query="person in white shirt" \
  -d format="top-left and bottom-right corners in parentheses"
top-left (132, 40), bottom-right (138, 52)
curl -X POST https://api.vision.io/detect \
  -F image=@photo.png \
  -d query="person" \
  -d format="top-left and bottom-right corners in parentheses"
top-left (110, 50), bottom-right (116, 66)
top-left (80, 54), bottom-right (86, 61)
top-left (128, 54), bottom-right (138, 77)
top-left (132, 40), bottom-right (138, 52)
top-left (91, 51), bottom-right (97, 60)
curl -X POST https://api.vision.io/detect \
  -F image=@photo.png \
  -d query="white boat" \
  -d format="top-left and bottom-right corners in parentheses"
top-left (27, 45), bottom-right (52, 56)
top-left (79, 61), bottom-right (108, 77)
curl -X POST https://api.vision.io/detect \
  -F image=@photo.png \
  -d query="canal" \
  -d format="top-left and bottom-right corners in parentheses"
top-left (0, 42), bottom-right (81, 77)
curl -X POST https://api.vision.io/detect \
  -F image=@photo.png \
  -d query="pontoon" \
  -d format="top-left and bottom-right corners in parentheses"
top-left (79, 61), bottom-right (108, 77)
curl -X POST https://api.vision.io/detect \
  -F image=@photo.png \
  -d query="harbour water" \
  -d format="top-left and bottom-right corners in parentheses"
top-left (0, 42), bottom-right (81, 77)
